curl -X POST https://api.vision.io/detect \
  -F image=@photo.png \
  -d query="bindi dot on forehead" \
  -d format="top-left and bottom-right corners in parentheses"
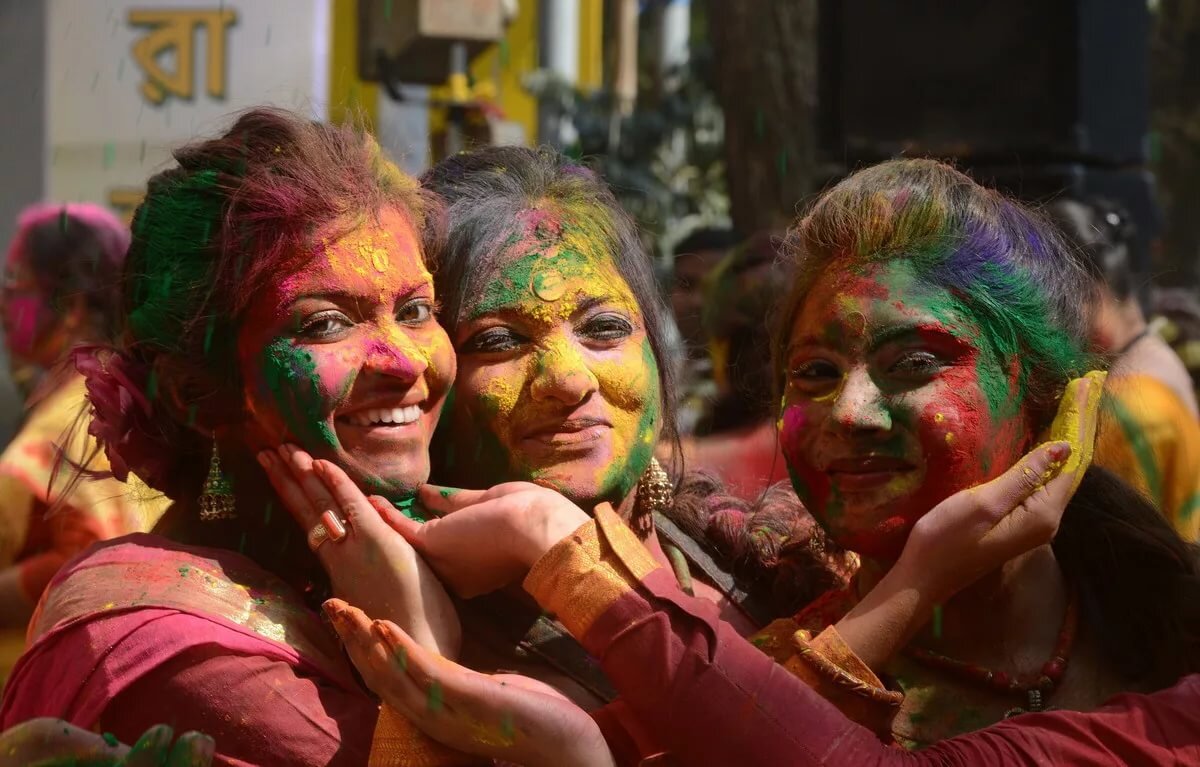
top-left (531, 267), bottom-right (566, 301)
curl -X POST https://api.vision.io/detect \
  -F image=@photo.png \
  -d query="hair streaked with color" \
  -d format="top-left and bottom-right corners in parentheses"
top-left (775, 158), bottom-right (1099, 428)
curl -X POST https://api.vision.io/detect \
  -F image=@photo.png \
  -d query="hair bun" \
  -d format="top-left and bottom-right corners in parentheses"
top-left (72, 345), bottom-right (174, 493)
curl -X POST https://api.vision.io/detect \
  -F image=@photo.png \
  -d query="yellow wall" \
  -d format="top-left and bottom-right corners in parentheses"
top-left (578, 0), bottom-right (603, 91)
top-left (328, 0), bottom-right (378, 128)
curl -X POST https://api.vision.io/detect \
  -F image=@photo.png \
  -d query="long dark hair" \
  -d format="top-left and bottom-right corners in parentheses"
top-left (777, 158), bottom-right (1200, 688)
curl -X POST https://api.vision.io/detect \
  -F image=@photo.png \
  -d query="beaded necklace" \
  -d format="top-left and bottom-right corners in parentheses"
top-left (904, 591), bottom-right (1079, 717)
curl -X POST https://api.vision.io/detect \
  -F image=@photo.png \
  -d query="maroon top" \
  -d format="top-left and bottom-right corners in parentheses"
top-left (583, 568), bottom-right (1200, 766)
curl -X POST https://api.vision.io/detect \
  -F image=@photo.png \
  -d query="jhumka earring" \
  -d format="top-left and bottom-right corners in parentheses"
top-left (198, 441), bottom-right (237, 521)
top-left (632, 457), bottom-right (673, 537)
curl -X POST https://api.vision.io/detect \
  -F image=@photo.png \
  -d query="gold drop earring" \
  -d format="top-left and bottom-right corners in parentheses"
top-left (198, 441), bottom-right (237, 521)
top-left (632, 457), bottom-right (673, 537)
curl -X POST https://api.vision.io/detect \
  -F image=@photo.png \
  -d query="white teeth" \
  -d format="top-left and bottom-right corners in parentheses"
top-left (344, 405), bottom-right (421, 427)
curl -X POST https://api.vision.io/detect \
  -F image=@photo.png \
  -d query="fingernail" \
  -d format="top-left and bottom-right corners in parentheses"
top-left (1047, 441), bottom-right (1072, 462)
top-left (321, 509), bottom-right (347, 541)
top-left (322, 600), bottom-right (342, 623)
top-left (130, 724), bottom-right (173, 756)
top-left (257, 451), bottom-right (272, 469)
top-left (188, 733), bottom-right (216, 764)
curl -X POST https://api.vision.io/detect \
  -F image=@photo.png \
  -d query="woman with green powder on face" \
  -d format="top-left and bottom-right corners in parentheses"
top-left (412, 145), bottom-right (853, 708)
top-left (0, 108), bottom-right (486, 766)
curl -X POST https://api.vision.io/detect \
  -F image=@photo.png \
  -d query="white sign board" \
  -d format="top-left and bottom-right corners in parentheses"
top-left (47, 0), bottom-right (330, 214)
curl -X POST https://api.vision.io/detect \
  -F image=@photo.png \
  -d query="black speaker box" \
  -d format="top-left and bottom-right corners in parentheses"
top-left (818, 0), bottom-right (1150, 166)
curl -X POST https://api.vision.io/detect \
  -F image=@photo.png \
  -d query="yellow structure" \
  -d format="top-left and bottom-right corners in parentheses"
top-left (329, 0), bottom-right (379, 129)
top-left (427, 0), bottom-right (605, 146)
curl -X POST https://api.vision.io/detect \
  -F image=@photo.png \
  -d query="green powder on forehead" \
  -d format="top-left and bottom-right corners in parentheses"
top-left (260, 338), bottom-right (337, 448)
top-left (471, 245), bottom-right (596, 319)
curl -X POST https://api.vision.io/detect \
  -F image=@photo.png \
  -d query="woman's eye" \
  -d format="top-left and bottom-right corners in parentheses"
top-left (790, 359), bottom-right (840, 382)
top-left (580, 313), bottom-right (633, 343)
top-left (889, 350), bottom-right (945, 377)
top-left (463, 327), bottom-right (524, 354)
top-left (397, 299), bottom-right (435, 325)
top-left (298, 311), bottom-right (352, 341)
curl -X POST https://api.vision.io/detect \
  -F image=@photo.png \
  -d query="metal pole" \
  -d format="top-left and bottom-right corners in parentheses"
top-left (446, 42), bottom-right (468, 155)
top-left (538, 0), bottom-right (580, 148)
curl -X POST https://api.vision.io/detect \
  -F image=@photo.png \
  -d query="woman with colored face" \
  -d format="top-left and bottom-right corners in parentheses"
top-left (414, 146), bottom-right (850, 710)
top-left (324, 159), bottom-right (1200, 765)
top-left (1, 110), bottom-right (472, 766)
top-left (0, 205), bottom-right (163, 631)
top-left (760, 160), bottom-right (1200, 745)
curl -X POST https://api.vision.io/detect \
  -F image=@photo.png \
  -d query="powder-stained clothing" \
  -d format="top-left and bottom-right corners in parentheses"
top-left (0, 374), bottom-right (165, 603)
top-left (1096, 374), bottom-right (1200, 540)
top-left (0, 535), bottom-right (478, 767)
top-left (518, 508), bottom-right (1200, 766)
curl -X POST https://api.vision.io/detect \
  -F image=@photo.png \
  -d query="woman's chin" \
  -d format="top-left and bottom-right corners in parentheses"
top-left (339, 453), bottom-right (429, 498)
top-left (831, 518), bottom-right (915, 562)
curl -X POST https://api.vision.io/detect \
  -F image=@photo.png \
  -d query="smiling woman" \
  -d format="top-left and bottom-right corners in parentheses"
top-left (238, 206), bottom-right (453, 500)
top-left (756, 158), bottom-right (1200, 746)
top-left (0, 108), bottom-right (471, 766)
top-left (416, 146), bottom-right (853, 720)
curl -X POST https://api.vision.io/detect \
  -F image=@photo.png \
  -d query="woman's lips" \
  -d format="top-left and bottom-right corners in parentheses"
top-left (825, 456), bottom-right (915, 491)
top-left (520, 418), bottom-right (611, 449)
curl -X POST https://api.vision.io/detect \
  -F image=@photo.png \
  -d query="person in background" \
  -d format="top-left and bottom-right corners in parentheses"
top-left (683, 231), bottom-right (792, 501)
top-left (1150, 285), bottom-right (1200, 403)
top-left (0, 204), bottom-right (164, 633)
top-left (668, 227), bottom-right (737, 437)
top-left (1046, 198), bottom-right (1200, 539)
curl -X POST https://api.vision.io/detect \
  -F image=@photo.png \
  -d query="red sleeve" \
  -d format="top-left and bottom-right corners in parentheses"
top-left (583, 569), bottom-right (1200, 766)
top-left (100, 642), bottom-right (378, 767)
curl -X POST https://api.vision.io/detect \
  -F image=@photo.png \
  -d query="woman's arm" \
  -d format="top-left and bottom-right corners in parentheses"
top-left (329, 594), bottom-right (1200, 767)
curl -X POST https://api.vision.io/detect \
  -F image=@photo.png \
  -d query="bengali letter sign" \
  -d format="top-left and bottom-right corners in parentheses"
top-left (46, 0), bottom-right (330, 215)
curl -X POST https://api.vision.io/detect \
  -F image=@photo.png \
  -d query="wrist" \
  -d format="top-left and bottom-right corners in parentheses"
top-left (517, 502), bottom-right (591, 569)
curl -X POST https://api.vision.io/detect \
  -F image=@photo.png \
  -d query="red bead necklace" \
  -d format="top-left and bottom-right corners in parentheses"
top-left (904, 591), bottom-right (1079, 716)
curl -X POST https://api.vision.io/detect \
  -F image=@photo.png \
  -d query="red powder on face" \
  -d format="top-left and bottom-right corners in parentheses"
top-left (779, 260), bottom-right (1031, 562)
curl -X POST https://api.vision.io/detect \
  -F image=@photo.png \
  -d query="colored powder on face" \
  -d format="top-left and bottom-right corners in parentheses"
top-left (102, 732), bottom-right (120, 747)
top-left (598, 338), bottom-right (661, 501)
top-left (260, 337), bottom-right (337, 449)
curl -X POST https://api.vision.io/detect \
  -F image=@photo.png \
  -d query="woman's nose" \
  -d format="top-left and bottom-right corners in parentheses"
top-left (529, 340), bottom-right (599, 406)
top-left (362, 331), bottom-right (428, 384)
top-left (830, 367), bottom-right (892, 432)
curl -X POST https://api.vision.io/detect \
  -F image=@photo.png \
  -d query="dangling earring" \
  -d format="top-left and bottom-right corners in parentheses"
top-left (631, 457), bottom-right (673, 537)
top-left (199, 441), bottom-right (237, 521)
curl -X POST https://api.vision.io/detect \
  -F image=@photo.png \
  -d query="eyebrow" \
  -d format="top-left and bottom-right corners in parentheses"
top-left (787, 322), bottom-right (959, 356)
top-left (465, 293), bottom-right (627, 323)
top-left (292, 283), bottom-right (429, 305)
top-left (867, 322), bottom-right (960, 350)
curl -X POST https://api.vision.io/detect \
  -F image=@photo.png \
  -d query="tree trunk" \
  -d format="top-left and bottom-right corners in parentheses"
top-left (708, 0), bottom-right (819, 236)
top-left (1151, 0), bottom-right (1200, 286)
